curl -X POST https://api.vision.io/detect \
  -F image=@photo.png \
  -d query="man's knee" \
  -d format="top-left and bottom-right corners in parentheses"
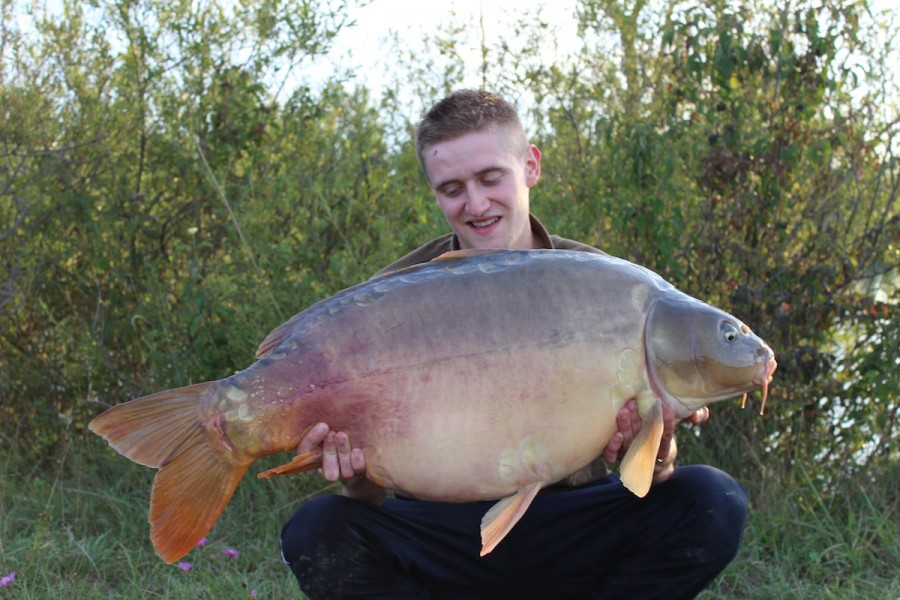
top-left (671, 464), bottom-right (748, 509)
top-left (665, 465), bottom-right (749, 561)
top-left (280, 494), bottom-right (365, 565)
top-left (281, 495), bottom-right (379, 598)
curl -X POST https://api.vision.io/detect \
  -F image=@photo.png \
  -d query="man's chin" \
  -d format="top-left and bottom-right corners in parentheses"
top-left (461, 227), bottom-right (508, 250)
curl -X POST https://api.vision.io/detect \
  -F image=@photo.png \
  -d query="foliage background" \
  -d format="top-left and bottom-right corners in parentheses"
top-left (1, 0), bottom-right (897, 597)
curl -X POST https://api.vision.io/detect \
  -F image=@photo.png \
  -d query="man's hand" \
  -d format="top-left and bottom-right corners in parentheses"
top-left (601, 400), bottom-right (710, 484)
top-left (297, 423), bottom-right (387, 505)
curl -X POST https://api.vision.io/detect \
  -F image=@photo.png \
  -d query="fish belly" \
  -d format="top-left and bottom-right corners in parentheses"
top-left (303, 338), bottom-right (644, 501)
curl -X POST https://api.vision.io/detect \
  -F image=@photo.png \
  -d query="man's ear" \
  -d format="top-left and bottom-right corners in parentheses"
top-left (525, 144), bottom-right (542, 187)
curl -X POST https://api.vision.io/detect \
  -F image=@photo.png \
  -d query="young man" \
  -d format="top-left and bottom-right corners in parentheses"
top-left (280, 90), bottom-right (748, 599)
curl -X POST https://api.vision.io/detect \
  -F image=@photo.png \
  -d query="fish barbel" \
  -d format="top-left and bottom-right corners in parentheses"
top-left (89, 249), bottom-right (777, 563)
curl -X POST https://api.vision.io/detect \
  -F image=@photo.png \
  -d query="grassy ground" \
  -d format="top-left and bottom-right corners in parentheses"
top-left (1, 431), bottom-right (897, 599)
top-left (698, 466), bottom-right (899, 599)
top-left (0, 433), bottom-right (315, 598)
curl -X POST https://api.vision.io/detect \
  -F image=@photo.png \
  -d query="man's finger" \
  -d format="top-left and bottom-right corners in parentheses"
top-left (603, 431), bottom-right (624, 464)
top-left (618, 401), bottom-right (640, 440)
top-left (657, 407), bottom-right (677, 461)
top-left (298, 422), bottom-right (329, 455)
top-left (321, 432), bottom-right (339, 481)
top-left (350, 447), bottom-right (367, 473)
top-left (334, 431), bottom-right (356, 479)
top-left (686, 406), bottom-right (710, 425)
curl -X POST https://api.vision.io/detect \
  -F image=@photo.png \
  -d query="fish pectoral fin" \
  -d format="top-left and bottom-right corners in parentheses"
top-left (479, 481), bottom-right (543, 557)
top-left (618, 397), bottom-right (664, 498)
top-left (257, 450), bottom-right (322, 479)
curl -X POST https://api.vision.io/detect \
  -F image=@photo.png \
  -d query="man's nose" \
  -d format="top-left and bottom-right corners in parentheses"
top-left (465, 186), bottom-right (490, 215)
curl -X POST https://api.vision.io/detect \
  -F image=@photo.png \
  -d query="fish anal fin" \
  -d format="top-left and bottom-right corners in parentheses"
top-left (150, 433), bottom-right (251, 563)
top-left (619, 397), bottom-right (664, 498)
top-left (479, 481), bottom-right (542, 557)
top-left (257, 450), bottom-right (323, 479)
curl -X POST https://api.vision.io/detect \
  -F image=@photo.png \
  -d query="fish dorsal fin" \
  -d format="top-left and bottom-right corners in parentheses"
top-left (255, 301), bottom-right (324, 358)
top-left (618, 397), bottom-right (664, 498)
top-left (256, 249), bottom-right (509, 356)
top-left (255, 317), bottom-right (299, 358)
top-left (433, 248), bottom-right (507, 261)
top-left (479, 481), bottom-right (542, 556)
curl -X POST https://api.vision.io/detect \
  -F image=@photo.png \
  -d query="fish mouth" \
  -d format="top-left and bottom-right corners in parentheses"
top-left (742, 355), bottom-right (778, 415)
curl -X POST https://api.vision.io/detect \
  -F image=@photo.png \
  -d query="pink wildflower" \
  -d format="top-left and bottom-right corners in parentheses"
top-left (177, 562), bottom-right (193, 572)
top-left (250, 590), bottom-right (258, 598)
top-left (0, 572), bottom-right (15, 588)
top-left (196, 537), bottom-right (208, 549)
top-left (222, 547), bottom-right (240, 559)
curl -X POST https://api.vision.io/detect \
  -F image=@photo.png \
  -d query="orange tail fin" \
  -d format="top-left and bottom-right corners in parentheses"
top-left (89, 383), bottom-right (251, 563)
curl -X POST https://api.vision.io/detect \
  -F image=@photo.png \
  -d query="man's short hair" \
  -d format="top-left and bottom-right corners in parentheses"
top-left (415, 89), bottom-right (528, 169)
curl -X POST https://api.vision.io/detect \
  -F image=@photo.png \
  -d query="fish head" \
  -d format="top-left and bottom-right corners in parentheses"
top-left (645, 294), bottom-right (777, 418)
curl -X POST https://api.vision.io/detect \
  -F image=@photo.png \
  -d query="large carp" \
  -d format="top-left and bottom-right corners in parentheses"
top-left (90, 249), bottom-right (776, 563)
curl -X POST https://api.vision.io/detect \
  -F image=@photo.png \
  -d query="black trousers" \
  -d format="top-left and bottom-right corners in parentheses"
top-left (281, 465), bottom-right (748, 599)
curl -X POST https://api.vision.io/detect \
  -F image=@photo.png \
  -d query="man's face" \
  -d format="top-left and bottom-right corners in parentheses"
top-left (422, 128), bottom-right (541, 250)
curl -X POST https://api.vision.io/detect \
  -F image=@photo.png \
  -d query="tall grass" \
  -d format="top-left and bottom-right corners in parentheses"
top-left (2, 430), bottom-right (897, 598)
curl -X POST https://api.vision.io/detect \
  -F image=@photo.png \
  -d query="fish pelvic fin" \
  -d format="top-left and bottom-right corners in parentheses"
top-left (618, 397), bottom-right (664, 498)
top-left (257, 450), bottom-right (323, 479)
top-left (151, 431), bottom-right (251, 563)
top-left (89, 382), bottom-right (252, 563)
top-left (479, 481), bottom-right (543, 557)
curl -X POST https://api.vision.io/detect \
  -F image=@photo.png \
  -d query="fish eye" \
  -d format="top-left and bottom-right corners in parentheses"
top-left (721, 323), bottom-right (739, 342)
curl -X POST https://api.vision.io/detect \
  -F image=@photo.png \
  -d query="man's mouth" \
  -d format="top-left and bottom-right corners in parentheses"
top-left (471, 217), bottom-right (499, 229)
